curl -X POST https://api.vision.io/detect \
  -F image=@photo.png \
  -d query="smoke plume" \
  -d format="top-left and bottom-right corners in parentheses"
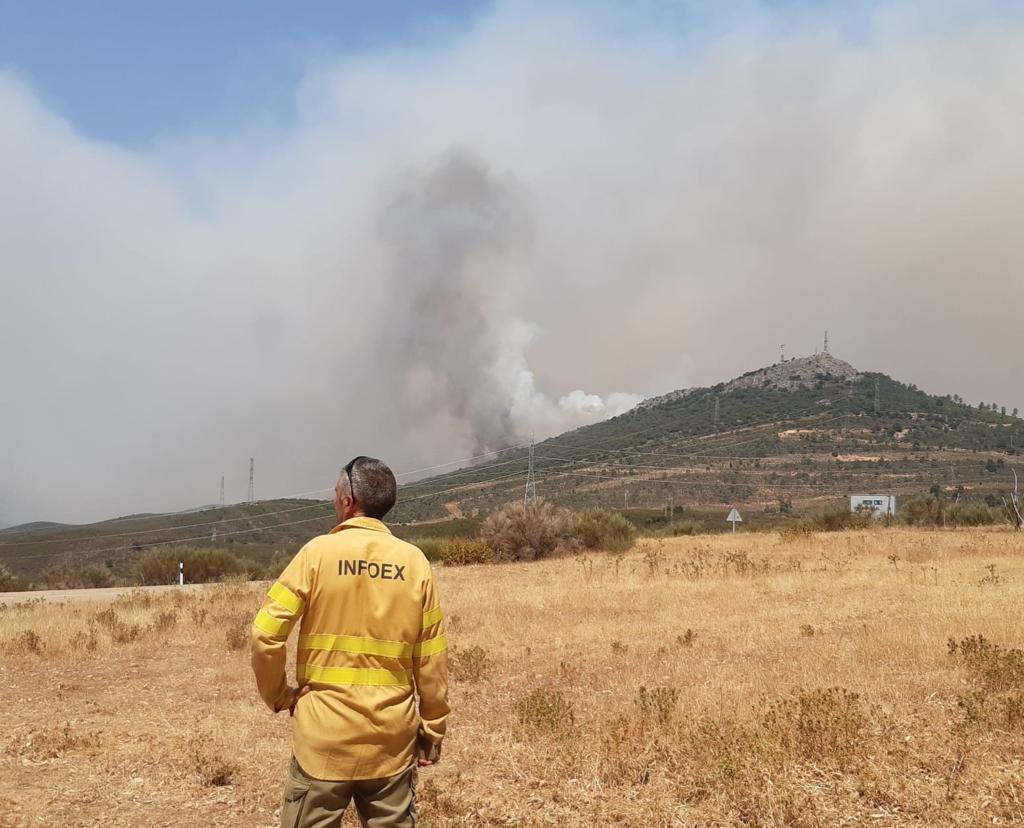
top-left (1, 1), bottom-right (1023, 523)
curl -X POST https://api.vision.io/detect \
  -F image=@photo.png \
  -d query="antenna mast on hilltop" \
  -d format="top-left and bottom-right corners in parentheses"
top-left (220, 476), bottom-right (225, 508)
top-left (780, 343), bottom-right (786, 362)
top-left (247, 458), bottom-right (255, 506)
top-left (524, 436), bottom-right (537, 504)
top-left (824, 330), bottom-right (829, 355)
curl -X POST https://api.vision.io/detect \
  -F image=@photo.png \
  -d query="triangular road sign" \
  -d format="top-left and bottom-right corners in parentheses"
top-left (726, 507), bottom-right (742, 523)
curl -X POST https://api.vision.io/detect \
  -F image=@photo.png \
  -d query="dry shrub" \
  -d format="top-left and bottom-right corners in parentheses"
top-left (949, 635), bottom-right (1024, 691)
top-left (116, 588), bottom-right (155, 610)
top-left (225, 612), bottom-right (252, 651)
top-left (6, 722), bottom-right (98, 760)
top-left (779, 520), bottom-right (815, 541)
top-left (449, 645), bottom-right (491, 682)
top-left (93, 608), bottom-right (141, 644)
top-left (438, 538), bottom-right (492, 567)
top-left (481, 500), bottom-right (573, 562)
top-left (186, 735), bottom-right (237, 787)
top-left (149, 609), bottom-right (178, 633)
top-left (12, 629), bottom-right (43, 655)
top-left (70, 625), bottom-right (99, 652)
top-left (950, 635), bottom-right (1024, 731)
top-left (513, 687), bottom-right (575, 735)
top-left (761, 687), bottom-right (866, 763)
top-left (572, 509), bottom-right (637, 552)
top-left (634, 685), bottom-right (679, 726)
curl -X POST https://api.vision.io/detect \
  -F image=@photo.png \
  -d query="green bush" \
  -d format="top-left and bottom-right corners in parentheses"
top-left (572, 509), bottom-right (637, 552)
top-left (0, 563), bottom-right (20, 592)
top-left (812, 508), bottom-right (873, 532)
top-left (33, 562), bottom-right (114, 590)
top-left (668, 519), bottom-right (706, 537)
top-left (900, 497), bottom-right (1002, 527)
top-left (136, 547), bottom-right (246, 585)
top-left (262, 549), bottom-right (293, 580)
top-left (480, 500), bottom-right (574, 562)
top-left (414, 538), bottom-right (444, 562)
top-left (438, 538), bottom-right (493, 566)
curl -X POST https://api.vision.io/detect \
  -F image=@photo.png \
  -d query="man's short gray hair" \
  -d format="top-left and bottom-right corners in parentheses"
top-left (344, 456), bottom-right (397, 519)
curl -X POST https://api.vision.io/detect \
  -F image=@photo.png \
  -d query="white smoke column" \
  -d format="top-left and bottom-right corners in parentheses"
top-left (378, 150), bottom-right (640, 451)
top-left (499, 318), bottom-right (641, 438)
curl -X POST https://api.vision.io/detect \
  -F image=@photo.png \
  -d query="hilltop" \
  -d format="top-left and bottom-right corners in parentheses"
top-left (638, 353), bottom-right (862, 409)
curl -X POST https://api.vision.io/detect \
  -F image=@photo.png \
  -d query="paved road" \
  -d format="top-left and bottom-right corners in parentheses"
top-left (0, 582), bottom-right (214, 605)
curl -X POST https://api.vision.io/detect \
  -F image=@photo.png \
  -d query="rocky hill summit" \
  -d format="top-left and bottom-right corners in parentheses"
top-left (723, 352), bottom-right (862, 392)
top-left (638, 353), bottom-right (862, 411)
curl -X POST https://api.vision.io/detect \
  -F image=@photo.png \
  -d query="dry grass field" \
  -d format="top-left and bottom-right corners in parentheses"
top-left (2, 528), bottom-right (1024, 826)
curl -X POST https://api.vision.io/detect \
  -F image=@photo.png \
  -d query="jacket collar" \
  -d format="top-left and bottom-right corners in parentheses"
top-left (329, 516), bottom-right (392, 535)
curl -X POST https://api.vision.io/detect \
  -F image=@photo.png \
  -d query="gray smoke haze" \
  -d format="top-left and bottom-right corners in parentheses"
top-left (379, 151), bottom-right (533, 453)
top-left (2, 1), bottom-right (1024, 524)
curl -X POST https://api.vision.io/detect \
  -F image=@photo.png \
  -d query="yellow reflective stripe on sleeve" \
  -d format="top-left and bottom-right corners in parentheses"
top-left (298, 634), bottom-right (413, 659)
top-left (268, 581), bottom-right (304, 615)
top-left (413, 633), bottom-right (448, 658)
top-left (296, 664), bottom-right (411, 686)
top-left (422, 605), bottom-right (443, 629)
top-left (253, 609), bottom-right (293, 638)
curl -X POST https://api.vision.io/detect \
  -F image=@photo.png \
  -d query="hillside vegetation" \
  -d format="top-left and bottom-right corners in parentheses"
top-left (3, 353), bottom-right (1022, 584)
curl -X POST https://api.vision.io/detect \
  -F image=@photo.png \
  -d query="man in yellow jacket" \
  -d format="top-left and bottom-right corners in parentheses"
top-left (251, 456), bottom-right (449, 827)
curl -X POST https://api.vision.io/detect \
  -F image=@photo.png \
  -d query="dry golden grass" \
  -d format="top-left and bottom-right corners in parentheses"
top-left (3, 529), bottom-right (1024, 826)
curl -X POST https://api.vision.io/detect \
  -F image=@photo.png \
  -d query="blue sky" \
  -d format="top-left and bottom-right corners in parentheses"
top-left (0, 0), bottom-right (490, 145)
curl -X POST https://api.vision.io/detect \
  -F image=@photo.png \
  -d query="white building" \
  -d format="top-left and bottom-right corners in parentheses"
top-left (850, 494), bottom-right (896, 517)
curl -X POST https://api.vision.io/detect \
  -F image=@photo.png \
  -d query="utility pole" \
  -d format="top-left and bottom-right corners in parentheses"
top-left (248, 458), bottom-right (255, 506)
top-left (950, 465), bottom-right (955, 487)
top-left (220, 476), bottom-right (225, 509)
top-left (524, 436), bottom-right (537, 504)
top-left (780, 343), bottom-right (785, 363)
top-left (824, 330), bottom-right (829, 355)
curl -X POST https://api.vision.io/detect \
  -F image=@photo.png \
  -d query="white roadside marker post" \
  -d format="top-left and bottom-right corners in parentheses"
top-left (178, 561), bottom-right (184, 586)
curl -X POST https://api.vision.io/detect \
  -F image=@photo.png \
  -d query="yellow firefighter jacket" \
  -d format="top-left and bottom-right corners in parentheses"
top-left (251, 516), bottom-right (449, 781)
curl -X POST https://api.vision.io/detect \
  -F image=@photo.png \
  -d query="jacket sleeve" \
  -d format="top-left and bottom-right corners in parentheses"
top-left (251, 544), bottom-right (311, 712)
top-left (413, 566), bottom-right (450, 756)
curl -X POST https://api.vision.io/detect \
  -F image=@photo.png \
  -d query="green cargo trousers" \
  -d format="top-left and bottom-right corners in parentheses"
top-left (280, 756), bottom-right (417, 828)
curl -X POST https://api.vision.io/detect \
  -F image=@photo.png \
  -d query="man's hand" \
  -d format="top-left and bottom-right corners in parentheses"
top-left (417, 741), bottom-right (442, 767)
top-left (288, 684), bottom-right (312, 716)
